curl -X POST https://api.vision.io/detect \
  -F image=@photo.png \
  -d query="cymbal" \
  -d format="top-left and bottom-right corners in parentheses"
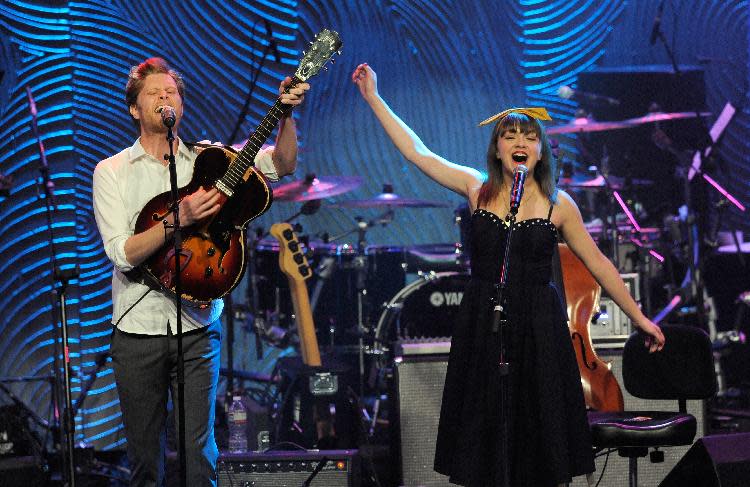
top-left (547, 117), bottom-right (634, 135)
top-left (585, 222), bottom-right (660, 237)
top-left (559, 174), bottom-right (653, 190)
top-left (547, 111), bottom-right (711, 135)
top-left (332, 192), bottom-right (450, 208)
top-left (273, 174), bottom-right (362, 201)
top-left (623, 111), bottom-right (712, 126)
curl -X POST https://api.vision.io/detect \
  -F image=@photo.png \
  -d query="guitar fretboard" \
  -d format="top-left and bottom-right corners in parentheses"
top-left (219, 76), bottom-right (302, 192)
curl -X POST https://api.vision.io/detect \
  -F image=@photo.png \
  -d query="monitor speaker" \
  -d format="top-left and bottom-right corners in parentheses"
top-left (659, 432), bottom-right (750, 487)
top-left (217, 449), bottom-right (360, 487)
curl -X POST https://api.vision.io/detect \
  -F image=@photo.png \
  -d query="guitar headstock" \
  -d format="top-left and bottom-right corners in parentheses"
top-left (270, 223), bottom-right (312, 283)
top-left (295, 29), bottom-right (343, 81)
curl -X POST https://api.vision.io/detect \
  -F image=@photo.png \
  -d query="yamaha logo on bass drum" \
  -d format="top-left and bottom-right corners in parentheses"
top-left (429, 290), bottom-right (464, 307)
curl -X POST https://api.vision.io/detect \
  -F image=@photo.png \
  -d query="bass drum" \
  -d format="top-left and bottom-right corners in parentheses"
top-left (375, 272), bottom-right (471, 345)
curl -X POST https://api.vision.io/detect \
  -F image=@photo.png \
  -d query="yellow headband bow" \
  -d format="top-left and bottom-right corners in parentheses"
top-left (478, 107), bottom-right (552, 127)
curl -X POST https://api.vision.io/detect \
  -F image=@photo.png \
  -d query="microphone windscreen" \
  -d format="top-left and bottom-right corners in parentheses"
top-left (160, 106), bottom-right (176, 127)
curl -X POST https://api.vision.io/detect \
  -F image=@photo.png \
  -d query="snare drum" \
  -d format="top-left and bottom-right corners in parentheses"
top-left (375, 272), bottom-right (471, 344)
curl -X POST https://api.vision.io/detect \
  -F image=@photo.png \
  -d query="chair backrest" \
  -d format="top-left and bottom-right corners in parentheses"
top-left (623, 324), bottom-right (717, 400)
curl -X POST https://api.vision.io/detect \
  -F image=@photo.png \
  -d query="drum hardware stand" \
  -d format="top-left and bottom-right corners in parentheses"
top-left (326, 210), bottom-right (394, 398)
top-left (354, 216), bottom-right (372, 399)
top-left (26, 86), bottom-right (77, 487)
top-left (650, 10), bottom-right (746, 330)
top-left (651, 130), bottom-right (746, 326)
top-left (591, 151), bottom-right (666, 316)
top-left (593, 147), bottom-right (622, 270)
top-left (308, 256), bottom-right (337, 348)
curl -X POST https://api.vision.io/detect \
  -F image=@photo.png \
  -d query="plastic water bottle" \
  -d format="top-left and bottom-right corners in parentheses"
top-left (227, 395), bottom-right (248, 453)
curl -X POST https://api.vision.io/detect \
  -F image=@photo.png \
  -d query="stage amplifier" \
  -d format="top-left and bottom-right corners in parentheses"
top-left (591, 273), bottom-right (640, 348)
top-left (394, 344), bottom-right (452, 486)
top-left (217, 449), bottom-right (360, 487)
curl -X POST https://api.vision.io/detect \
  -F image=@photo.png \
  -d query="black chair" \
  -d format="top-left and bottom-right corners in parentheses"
top-left (588, 324), bottom-right (717, 487)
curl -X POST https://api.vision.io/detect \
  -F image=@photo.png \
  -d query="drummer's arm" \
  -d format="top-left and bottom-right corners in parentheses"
top-left (557, 191), bottom-right (647, 325)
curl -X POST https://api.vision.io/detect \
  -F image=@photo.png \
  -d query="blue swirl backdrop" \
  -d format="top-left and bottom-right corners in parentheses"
top-left (0, 0), bottom-right (747, 451)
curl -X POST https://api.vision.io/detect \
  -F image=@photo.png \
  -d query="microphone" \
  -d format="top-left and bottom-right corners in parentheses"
top-left (26, 86), bottom-right (56, 207)
top-left (263, 18), bottom-right (281, 62)
top-left (557, 85), bottom-right (620, 106)
top-left (509, 164), bottom-right (528, 213)
top-left (26, 86), bottom-right (37, 116)
top-left (650, 0), bottom-right (665, 45)
top-left (160, 105), bottom-right (176, 127)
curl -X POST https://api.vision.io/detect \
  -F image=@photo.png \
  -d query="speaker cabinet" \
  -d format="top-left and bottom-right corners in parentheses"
top-left (659, 432), bottom-right (750, 487)
top-left (217, 449), bottom-right (360, 487)
top-left (570, 348), bottom-right (707, 487)
top-left (394, 355), bottom-right (452, 487)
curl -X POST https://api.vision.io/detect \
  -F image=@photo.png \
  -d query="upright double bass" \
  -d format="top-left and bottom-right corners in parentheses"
top-left (558, 243), bottom-right (624, 412)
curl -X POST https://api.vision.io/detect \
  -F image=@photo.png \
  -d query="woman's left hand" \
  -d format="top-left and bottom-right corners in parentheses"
top-left (638, 320), bottom-right (666, 353)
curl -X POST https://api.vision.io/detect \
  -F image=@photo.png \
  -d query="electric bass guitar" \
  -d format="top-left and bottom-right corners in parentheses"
top-left (133, 29), bottom-right (342, 305)
top-left (270, 222), bottom-right (321, 366)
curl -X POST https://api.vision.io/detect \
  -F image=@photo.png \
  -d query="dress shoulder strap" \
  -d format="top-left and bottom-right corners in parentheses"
top-left (547, 204), bottom-right (554, 220)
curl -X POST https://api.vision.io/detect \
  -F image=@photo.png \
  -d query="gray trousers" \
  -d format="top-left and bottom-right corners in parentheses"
top-left (111, 321), bottom-right (221, 487)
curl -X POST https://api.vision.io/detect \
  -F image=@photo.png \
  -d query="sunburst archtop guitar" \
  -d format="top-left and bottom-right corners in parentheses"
top-left (134, 29), bottom-right (342, 305)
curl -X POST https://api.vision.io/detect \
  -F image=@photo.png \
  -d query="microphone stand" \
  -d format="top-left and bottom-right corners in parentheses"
top-left (491, 200), bottom-right (521, 487)
top-left (163, 125), bottom-right (187, 487)
top-left (228, 20), bottom-right (275, 147)
top-left (27, 86), bottom-right (77, 487)
top-left (326, 210), bottom-right (394, 397)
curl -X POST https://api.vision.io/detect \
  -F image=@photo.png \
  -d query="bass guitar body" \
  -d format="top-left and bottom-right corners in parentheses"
top-left (134, 146), bottom-right (272, 304)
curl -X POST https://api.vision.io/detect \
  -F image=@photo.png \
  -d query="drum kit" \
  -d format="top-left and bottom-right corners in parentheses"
top-left (240, 108), bottom-right (718, 358)
top-left (248, 176), bottom-right (462, 357)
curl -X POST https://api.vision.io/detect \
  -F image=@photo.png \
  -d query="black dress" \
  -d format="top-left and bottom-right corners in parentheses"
top-left (434, 208), bottom-right (595, 486)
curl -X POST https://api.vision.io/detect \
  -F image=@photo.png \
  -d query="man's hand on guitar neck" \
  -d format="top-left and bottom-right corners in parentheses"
top-left (279, 76), bottom-right (309, 107)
